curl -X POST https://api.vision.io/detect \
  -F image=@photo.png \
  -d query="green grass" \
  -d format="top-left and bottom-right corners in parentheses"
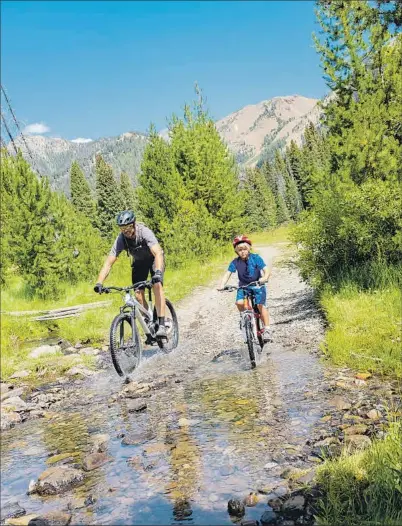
top-left (316, 421), bottom-right (402, 525)
top-left (320, 284), bottom-right (402, 378)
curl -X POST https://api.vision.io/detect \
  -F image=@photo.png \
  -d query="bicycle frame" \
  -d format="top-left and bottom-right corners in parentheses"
top-left (121, 291), bottom-right (154, 337)
top-left (241, 289), bottom-right (262, 343)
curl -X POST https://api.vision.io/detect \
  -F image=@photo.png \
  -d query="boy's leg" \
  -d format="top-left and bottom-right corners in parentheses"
top-left (257, 304), bottom-right (270, 327)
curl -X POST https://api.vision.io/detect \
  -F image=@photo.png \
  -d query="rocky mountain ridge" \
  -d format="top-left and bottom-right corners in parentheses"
top-left (7, 94), bottom-right (324, 193)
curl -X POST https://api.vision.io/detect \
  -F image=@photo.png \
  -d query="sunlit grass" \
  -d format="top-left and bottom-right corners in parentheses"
top-left (320, 285), bottom-right (401, 377)
top-left (316, 421), bottom-right (402, 525)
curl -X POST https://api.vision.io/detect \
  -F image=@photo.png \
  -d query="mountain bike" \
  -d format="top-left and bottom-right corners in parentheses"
top-left (220, 282), bottom-right (265, 369)
top-left (100, 281), bottom-right (179, 378)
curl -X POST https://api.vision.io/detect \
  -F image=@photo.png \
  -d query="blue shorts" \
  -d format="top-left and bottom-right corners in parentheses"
top-left (236, 285), bottom-right (267, 306)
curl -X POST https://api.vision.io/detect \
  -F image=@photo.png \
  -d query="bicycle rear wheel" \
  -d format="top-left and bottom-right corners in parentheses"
top-left (245, 317), bottom-right (256, 369)
top-left (154, 299), bottom-right (179, 351)
top-left (110, 313), bottom-right (142, 377)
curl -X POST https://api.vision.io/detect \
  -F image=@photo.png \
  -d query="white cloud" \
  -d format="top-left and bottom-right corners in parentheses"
top-left (71, 137), bottom-right (93, 144)
top-left (23, 122), bottom-right (50, 134)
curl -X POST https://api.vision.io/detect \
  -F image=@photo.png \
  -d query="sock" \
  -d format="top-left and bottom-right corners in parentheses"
top-left (158, 316), bottom-right (165, 326)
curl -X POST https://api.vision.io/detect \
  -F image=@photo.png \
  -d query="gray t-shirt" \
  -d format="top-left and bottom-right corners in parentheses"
top-left (109, 223), bottom-right (159, 264)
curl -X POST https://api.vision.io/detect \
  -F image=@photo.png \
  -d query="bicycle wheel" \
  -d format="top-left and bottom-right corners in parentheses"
top-left (154, 299), bottom-right (179, 351)
top-left (254, 308), bottom-right (264, 349)
top-left (245, 316), bottom-right (256, 368)
top-left (110, 313), bottom-right (142, 377)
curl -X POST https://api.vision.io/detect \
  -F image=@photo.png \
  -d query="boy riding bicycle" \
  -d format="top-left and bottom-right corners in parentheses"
top-left (219, 235), bottom-right (272, 342)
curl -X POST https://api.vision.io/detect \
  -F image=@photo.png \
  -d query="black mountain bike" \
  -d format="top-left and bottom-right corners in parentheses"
top-left (100, 281), bottom-right (179, 378)
top-left (221, 281), bottom-right (265, 368)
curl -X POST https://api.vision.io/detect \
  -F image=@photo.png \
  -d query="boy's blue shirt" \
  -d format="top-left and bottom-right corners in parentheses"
top-left (228, 253), bottom-right (266, 286)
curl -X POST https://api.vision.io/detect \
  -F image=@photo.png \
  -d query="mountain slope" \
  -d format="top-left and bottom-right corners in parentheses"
top-left (216, 94), bottom-right (322, 165)
top-left (9, 132), bottom-right (148, 195)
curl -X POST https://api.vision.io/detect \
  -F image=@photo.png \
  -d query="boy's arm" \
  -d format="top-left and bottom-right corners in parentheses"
top-left (218, 271), bottom-right (232, 290)
top-left (258, 266), bottom-right (271, 284)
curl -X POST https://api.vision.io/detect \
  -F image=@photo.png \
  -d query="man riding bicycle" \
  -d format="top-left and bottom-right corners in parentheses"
top-left (219, 235), bottom-right (272, 342)
top-left (94, 210), bottom-right (168, 339)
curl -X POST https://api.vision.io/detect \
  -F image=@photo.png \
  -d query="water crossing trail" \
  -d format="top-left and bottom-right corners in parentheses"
top-left (1, 243), bottom-right (334, 525)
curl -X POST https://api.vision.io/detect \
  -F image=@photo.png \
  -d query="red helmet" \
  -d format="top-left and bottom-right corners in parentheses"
top-left (233, 235), bottom-right (252, 248)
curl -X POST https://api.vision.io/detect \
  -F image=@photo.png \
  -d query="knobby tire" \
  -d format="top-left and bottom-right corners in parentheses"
top-left (110, 313), bottom-right (142, 377)
top-left (154, 298), bottom-right (179, 351)
top-left (245, 317), bottom-right (256, 368)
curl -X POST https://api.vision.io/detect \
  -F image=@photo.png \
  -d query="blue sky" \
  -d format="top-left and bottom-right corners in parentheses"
top-left (1, 1), bottom-right (327, 141)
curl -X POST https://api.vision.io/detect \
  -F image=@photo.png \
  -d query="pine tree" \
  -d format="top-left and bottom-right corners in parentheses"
top-left (120, 171), bottom-right (137, 212)
top-left (95, 155), bottom-right (123, 239)
top-left (70, 161), bottom-right (97, 225)
top-left (242, 168), bottom-right (277, 231)
top-left (137, 126), bottom-right (186, 237)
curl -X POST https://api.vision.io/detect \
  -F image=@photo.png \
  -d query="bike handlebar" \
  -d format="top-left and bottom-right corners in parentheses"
top-left (218, 281), bottom-right (262, 292)
top-left (100, 281), bottom-right (153, 294)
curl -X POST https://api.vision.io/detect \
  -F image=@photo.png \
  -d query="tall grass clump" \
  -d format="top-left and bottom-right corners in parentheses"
top-left (316, 421), bottom-right (402, 525)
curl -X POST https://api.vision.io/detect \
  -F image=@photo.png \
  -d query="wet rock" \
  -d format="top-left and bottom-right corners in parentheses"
top-left (344, 434), bottom-right (372, 450)
top-left (82, 452), bottom-right (111, 471)
top-left (5, 515), bottom-right (38, 526)
top-left (29, 345), bottom-right (60, 359)
top-left (282, 495), bottom-right (305, 519)
top-left (343, 424), bottom-right (368, 435)
top-left (314, 437), bottom-right (339, 447)
top-left (240, 521), bottom-right (258, 526)
top-left (267, 494), bottom-right (282, 511)
top-left (328, 395), bottom-right (351, 411)
top-left (0, 383), bottom-right (13, 395)
top-left (27, 512), bottom-right (71, 526)
top-left (178, 417), bottom-right (190, 427)
top-left (227, 499), bottom-right (245, 518)
top-left (220, 464), bottom-right (234, 476)
top-left (307, 455), bottom-right (323, 463)
top-left (264, 461), bottom-right (279, 470)
top-left (1, 410), bottom-right (22, 430)
top-left (272, 484), bottom-right (290, 498)
top-left (366, 409), bottom-right (381, 420)
top-left (343, 413), bottom-right (364, 423)
top-left (244, 492), bottom-right (259, 507)
top-left (65, 367), bottom-right (94, 377)
top-left (121, 431), bottom-right (156, 446)
top-left (1, 501), bottom-right (26, 523)
top-left (29, 466), bottom-right (84, 495)
top-left (79, 347), bottom-right (100, 356)
top-left (90, 433), bottom-right (110, 453)
top-left (126, 399), bottom-right (147, 413)
top-left (2, 396), bottom-right (27, 412)
top-left (261, 509), bottom-right (278, 525)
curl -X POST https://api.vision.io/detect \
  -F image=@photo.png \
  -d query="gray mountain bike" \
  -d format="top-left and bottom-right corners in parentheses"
top-left (100, 281), bottom-right (179, 378)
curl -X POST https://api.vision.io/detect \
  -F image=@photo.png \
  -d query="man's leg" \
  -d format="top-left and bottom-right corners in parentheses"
top-left (132, 265), bottom-right (149, 313)
top-left (153, 282), bottom-right (166, 318)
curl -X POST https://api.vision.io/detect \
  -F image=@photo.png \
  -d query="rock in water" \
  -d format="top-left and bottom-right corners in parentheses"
top-left (227, 498), bottom-right (245, 518)
top-left (29, 466), bottom-right (84, 495)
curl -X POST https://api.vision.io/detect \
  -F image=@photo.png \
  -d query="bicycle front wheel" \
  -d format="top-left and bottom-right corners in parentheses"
top-left (245, 317), bottom-right (256, 368)
top-left (110, 313), bottom-right (142, 377)
top-left (154, 299), bottom-right (179, 351)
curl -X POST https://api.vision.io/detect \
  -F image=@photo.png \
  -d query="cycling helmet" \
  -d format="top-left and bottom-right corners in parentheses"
top-left (116, 210), bottom-right (136, 227)
top-left (233, 235), bottom-right (252, 248)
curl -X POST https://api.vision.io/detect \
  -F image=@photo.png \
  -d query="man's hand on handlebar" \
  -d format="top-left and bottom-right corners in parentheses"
top-left (94, 283), bottom-right (103, 294)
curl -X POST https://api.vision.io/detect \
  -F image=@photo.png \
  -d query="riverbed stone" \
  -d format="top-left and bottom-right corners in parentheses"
top-left (282, 495), bottom-right (305, 519)
top-left (343, 424), bottom-right (368, 435)
top-left (5, 515), bottom-right (37, 526)
top-left (1, 501), bottom-right (26, 523)
top-left (2, 396), bottom-right (27, 412)
top-left (27, 512), bottom-right (72, 526)
top-left (227, 498), bottom-right (245, 517)
top-left (328, 396), bottom-right (351, 411)
top-left (29, 345), bottom-right (60, 359)
top-left (344, 434), bottom-right (372, 450)
top-left (1, 410), bottom-right (22, 430)
top-left (126, 399), bottom-right (147, 413)
top-left (2, 388), bottom-right (26, 402)
top-left (366, 409), bottom-right (381, 420)
top-left (29, 466), bottom-right (84, 495)
top-left (82, 452), bottom-right (111, 471)
top-left (90, 433), bottom-right (110, 453)
top-left (260, 509), bottom-right (278, 525)
top-left (121, 431), bottom-right (156, 446)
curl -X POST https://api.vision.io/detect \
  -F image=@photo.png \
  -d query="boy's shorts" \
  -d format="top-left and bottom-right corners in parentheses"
top-left (236, 284), bottom-right (267, 306)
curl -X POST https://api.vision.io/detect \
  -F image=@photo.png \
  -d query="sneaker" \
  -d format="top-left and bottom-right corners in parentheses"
top-left (262, 327), bottom-right (273, 343)
top-left (155, 324), bottom-right (167, 339)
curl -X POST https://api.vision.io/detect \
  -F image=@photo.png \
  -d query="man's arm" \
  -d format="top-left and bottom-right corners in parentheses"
top-left (219, 271), bottom-right (232, 290)
top-left (150, 243), bottom-right (164, 272)
top-left (96, 255), bottom-right (118, 284)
